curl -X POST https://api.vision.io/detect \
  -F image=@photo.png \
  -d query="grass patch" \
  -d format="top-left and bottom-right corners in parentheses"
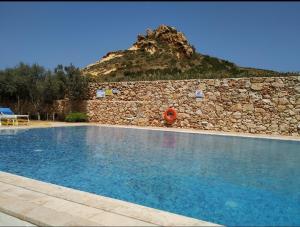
top-left (65, 112), bottom-right (88, 122)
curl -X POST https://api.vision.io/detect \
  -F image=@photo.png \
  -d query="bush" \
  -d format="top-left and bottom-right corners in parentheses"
top-left (65, 112), bottom-right (88, 122)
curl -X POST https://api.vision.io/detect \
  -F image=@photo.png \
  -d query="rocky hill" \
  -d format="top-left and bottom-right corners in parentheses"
top-left (82, 25), bottom-right (292, 82)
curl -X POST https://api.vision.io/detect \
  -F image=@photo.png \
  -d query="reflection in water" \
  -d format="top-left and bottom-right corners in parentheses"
top-left (0, 126), bottom-right (300, 226)
top-left (161, 132), bottom-right (176, 148)
top-left (0, 128), bottom-right (29, 135)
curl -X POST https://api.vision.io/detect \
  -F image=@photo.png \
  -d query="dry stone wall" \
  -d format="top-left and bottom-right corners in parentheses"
top-left (86, 76), bottom-right (300, 136)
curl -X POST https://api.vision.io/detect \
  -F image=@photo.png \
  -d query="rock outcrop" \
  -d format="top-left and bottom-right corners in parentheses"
top-left (81, 25), bottom-right (244, 81)
top-left (128, 25), bottom-right (195, 57)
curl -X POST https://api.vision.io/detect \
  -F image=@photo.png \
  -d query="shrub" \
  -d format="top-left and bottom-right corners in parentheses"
top-left (65, 112), bottom-right (88, 122)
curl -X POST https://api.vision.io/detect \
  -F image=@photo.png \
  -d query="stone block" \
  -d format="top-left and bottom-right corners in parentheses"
top-left (251, 83), bottom-right (263, 91)
top-left (278, 97), bottom-right (289, 105)
top-left (233, 112), bottom-right (242, 119)
top-left (271, 82), bottom-right (284, 88)
top-left (243, 104), bottom-right (254, 112)
top-left (230, 103), bottom-right (242, 112)
top-left (255, 108), bottom-right (266, 114)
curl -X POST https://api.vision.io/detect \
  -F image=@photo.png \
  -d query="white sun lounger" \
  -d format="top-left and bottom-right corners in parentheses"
top-left (0, 108), bottom-right (29, 126)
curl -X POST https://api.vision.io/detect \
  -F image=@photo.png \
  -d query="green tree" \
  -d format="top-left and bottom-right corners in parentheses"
top-left (0, 62), bottom-right (88, 119)
top-left (25, 64), bottom-right (48, 119)
top-left (54, 64), bottom-right (67, 99)
top-left (64, 64), bottom-right (88, 101)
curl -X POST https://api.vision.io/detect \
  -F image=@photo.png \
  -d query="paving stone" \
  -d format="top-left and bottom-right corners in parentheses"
top-left (0, 212), bottom-right (36, 226)
top-left (89, 211), bottom-right (156, 226)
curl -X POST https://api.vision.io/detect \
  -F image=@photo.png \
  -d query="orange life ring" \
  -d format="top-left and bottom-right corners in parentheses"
top-left (163, 107), bottom-right (177, 125)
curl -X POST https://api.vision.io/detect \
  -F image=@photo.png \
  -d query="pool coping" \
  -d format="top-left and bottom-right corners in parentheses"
top-left (0, 171), bottom-right (220, 226)
top-left (0, 122), bottom-right (299, 141)
top-left (0, 212), bottom-right (36, 226)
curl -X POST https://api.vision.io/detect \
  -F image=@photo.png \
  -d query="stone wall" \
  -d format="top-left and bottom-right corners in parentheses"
top-left (87, 76), bottom-right (300, 136)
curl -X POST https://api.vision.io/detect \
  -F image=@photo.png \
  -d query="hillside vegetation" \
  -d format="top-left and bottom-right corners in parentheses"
top-left (82, 25), bottom-right (298, 82)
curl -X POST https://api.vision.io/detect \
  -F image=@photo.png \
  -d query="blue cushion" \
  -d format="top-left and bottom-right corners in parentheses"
top-left (0, 107), bottom-right (14, 115)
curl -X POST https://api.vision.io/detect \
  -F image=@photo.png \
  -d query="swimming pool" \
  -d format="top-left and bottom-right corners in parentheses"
top-left (0, 126), bottom-right (299, 226)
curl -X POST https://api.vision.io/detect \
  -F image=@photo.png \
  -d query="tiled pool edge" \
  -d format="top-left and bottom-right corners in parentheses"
top-left (0, 171), bottom-right (220, 226)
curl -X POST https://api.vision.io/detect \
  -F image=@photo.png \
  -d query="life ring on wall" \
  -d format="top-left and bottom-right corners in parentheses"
top-left (163, 107), bottom-right (177, 125)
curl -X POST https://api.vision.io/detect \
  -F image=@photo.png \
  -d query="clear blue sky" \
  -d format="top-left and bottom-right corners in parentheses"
top-left (0, 2), bottom-right (300, 72)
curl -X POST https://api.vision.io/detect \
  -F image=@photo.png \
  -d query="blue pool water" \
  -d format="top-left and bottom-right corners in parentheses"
top-left (0, 126), bottom-right (299, 226)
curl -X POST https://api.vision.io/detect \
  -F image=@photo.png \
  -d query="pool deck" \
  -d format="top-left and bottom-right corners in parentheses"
top-left (0, 122), bottom-right (299, 226)
top-left (0, 172), bottom-right (218, 226)
top-left (0, 212), bottom-right (35, 226)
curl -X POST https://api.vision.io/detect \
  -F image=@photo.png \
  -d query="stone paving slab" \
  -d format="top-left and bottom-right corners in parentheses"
top-left (0, 212), bottom-right (36, 226)
top-left (0, 171), bottom-right (220, 226)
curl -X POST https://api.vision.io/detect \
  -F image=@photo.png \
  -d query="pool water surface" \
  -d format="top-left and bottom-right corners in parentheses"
top-left (0, 126), bottom-right (299, 226)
